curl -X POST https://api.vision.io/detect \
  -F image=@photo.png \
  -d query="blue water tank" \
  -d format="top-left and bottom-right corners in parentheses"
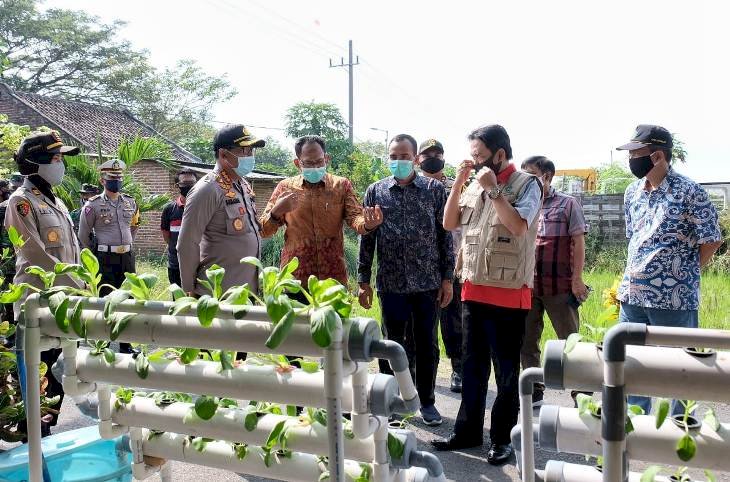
top-left (0, 426), bottom-right (132, 482)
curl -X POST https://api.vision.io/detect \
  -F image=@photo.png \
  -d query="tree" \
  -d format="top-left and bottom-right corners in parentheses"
top-left (130, 59), bottom-right (237, 141)
top-left (355, 140), bottom-right (387, 161)
top-left (0, 114), bottom-right (31, 173)
top-left (0, 0), bottom-right (149, 106)
top-left (284, 102), bottom-right (354, 170)
top-left (255, 136), bottom-right (295, 174)
top-left (596, 162), bottom-right (634, 194)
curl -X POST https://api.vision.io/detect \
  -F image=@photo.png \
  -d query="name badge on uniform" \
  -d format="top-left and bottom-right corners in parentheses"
top-left (233, 218), bottom-right (244, 231)
top-left (225, 198), bottom-right (241, 206)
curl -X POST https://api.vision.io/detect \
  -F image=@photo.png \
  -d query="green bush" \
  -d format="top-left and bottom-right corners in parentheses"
top-left (585, 230), bottom-right (627, 274)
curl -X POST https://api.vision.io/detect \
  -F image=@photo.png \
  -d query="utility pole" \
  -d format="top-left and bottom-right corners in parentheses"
top-left (329, 40), bottom-right (359, 143)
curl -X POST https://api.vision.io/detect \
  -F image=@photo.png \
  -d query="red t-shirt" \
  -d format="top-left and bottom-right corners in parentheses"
top-left (461, 164), bottom-right (532, 310)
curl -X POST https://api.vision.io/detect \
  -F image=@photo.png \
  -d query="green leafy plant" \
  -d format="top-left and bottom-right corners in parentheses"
top-left (653, 398), bottom-right (721, 466)
top-left (641, 465), bottom-right (716, 482)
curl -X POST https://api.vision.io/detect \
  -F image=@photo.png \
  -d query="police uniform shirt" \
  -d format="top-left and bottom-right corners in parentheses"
top-left (4, 179), bottom-right (82, 313)
top-left (176, 166), bottom-right (261, 295)
top-left (77, 192), bottom-right (139, 249)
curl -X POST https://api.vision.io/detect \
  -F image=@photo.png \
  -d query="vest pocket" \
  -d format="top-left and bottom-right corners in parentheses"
top-left (460, 207), bottom-right (474, 225)
top-left (488, 252), bottom-right (519, 281)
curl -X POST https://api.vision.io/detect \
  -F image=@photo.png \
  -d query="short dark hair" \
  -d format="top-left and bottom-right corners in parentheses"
top-left (521, 156), bottom-right (555, 177)
top-left (389, 134), bottom-right (418, 156)
top-left (650, 146), bottom-right (673, 163)
top-left (468, 124), bottom-right (513, 160)
top-left (176, 170), bottom-right (197, 183)
top-left (294, 135), bottom-right (326, 157)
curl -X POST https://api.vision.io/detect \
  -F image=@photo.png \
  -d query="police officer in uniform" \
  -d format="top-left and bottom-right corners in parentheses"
top-left (78, 159), bottom-right (139, 352)
top-left (177, 124), bottom-right (263, 296)
top-left (70, 183), bottom-right (101, 235)
top-left (4, 131), bottom-right (83, 435)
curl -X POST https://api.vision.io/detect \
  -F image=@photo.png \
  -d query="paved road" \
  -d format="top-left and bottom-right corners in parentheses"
top-left (4, 374), bottom-right (726, 482)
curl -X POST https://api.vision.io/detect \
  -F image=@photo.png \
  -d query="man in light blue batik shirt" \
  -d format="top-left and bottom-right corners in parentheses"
top-left (616, 124), bottom-right (722, 415)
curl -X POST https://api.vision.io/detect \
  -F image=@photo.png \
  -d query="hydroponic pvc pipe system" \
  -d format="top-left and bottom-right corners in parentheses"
top-left (22, 292), bottom-right (443, 482)
top-left (541, 461), bottom-right (672, 482)
top-left (538, 405), bottom-right (730, 472)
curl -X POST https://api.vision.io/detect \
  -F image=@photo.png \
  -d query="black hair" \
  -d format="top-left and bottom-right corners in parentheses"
top-left (176, 170), bottom-right (197, 183)
top-left (521, 156), bottom-right (555, 177)
top-left (468, 124), bottom-right (513, 160)
top-left (649, 146), bottom-right (673, 163)
top-left (389, 134), bottom-right (418, 156)
top-left (294, 135), bottom-right (326, 157)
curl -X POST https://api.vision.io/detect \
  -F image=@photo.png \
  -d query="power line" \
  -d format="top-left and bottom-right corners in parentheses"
top-left (329, 40), bottom-right (359, 142)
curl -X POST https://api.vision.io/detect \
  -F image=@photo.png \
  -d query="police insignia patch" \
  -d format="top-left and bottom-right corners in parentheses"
top-left (84, 206), bottom-right (92, 215)
top-left (17, 200), bottom-right (30, 217)
top-left (233, 218), bottom-right (243, 231)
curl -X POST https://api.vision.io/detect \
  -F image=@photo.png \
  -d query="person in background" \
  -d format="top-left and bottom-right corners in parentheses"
top-left (8, 173), bottom-right (23, 194)
top-left (78, 159), bottom-right (140, 353)
top-left (519, 155), bottom-right (589, 408)
top-left (161, 170), bottom-right (197, 287)
top-left (259, 135), bottom-right (382, 288)
top-left (70, 183), bottom-right (101, 235)
top-left (358, 134), bottom-right (454, 427)
top-left (433, 125), bottom-right (541, 465)
top-left (5, 131), bottom-right (82, 436)
top-left (616, 124), bottom-right (722, 415)
top-left (177, 124), bottom-right (263, 297)
top-left (416, 138), bottom-right (464, 393)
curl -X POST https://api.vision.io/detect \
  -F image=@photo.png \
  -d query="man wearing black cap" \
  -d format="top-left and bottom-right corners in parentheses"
top-left (616, 124), bottom-right (722, 415)
top-left (433, 125), bottom-right (542, 465)
top-left (4, 130), bottom-right (83, 435)
top-left (416, 138), bottom-right (464, 393)
top-left (177, 124), bottom-right (264, 295)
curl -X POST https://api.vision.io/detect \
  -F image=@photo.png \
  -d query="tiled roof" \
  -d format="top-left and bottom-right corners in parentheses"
top-left (3, 84), bottom-right (201, 164)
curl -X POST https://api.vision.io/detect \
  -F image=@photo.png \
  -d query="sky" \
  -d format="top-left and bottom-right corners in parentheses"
top-left (46, 0), bottom-right (730, 182)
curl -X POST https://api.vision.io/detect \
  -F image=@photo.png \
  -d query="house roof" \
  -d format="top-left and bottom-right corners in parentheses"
top-left (0, 82), bottom-right (201, 164)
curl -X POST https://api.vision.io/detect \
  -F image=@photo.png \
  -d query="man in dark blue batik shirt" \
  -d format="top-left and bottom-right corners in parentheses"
top-left (358, 133), bottom-right (454, 427)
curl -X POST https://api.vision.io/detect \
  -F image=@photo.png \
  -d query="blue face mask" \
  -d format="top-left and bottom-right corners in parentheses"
top-left (302, 166), bottom-right (327, 184)
top-left (104, 179), bottom-right (121, 193)
top-left (232, 155), bottom-right (255, 177)
top-left (388, 159), bottom-right (414, 180)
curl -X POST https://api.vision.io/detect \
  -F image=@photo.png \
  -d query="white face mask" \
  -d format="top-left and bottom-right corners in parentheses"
top-left (36, 162), bottom-right (66, 186)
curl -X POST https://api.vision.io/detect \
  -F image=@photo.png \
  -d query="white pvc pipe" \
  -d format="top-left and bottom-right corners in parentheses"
top-left (646, 326), bottom-right (730, 350)
top-left (97, 384), bottom-right (128, 439)
top-left (130, 427), bottom-right (161, 480)
top-left (61, 340), bottom-right (96, 397)
top-left (520, 393), bottom-right (536, 482)
top-left (325, 320), bottom-right (345, 482)
top-left (543, 461), bottom-right (671, 482)
top-left (352, 362), bottom-right (381, 439)
top-left (38, 308), bottom-right (325, 358)
top-left (110, 396), bottom-right (375, 462)
top-left (22, 295), bottom-right (42, 482)
top-left (74, 349), bottom-right (356, 411)
top-left (559, 342), bottom-right (730, 402)
top-left (373, 417), bottom-right (389, 482)
top-left (141, 430), bottom-right (368, 482)
top-left (543, 407), bottom-right (730, 472)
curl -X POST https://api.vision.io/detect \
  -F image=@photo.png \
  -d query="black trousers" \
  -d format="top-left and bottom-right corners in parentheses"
top-left (97, 250), bottom-right (135, 353)
top-left (378, 290), bottom-right (440, 407)
top-left (440, 280), bottom-right (463, 375)
top-left (167, 267), bottom-right (182, 289)
top-left (454, 301), bottom-right (527, 445)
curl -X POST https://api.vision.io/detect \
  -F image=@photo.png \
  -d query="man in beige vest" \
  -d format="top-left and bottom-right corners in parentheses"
top-left (5, 131), bottom-right (83, 435)
top-left (432, 125), bottom-right (542, 466)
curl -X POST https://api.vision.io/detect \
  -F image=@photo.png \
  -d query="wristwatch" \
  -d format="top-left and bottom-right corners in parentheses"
top-left (487, 187), bottom-right (503, 200)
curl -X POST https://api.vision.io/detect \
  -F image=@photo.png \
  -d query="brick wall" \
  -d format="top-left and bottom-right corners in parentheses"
top-left (575, 193), bottom-right (626, 246)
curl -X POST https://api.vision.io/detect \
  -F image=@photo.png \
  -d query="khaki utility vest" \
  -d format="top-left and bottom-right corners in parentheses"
top-left (455, 171), bottom-right (539, 288)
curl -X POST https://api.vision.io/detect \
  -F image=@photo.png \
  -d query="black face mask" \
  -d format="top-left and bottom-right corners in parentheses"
top-left (179, 185), bottom-right (193, 197)
top-left (420, 157), bottom-right (445, 174)
top-left (629, 155), bottom-right (654, 178)
top-left (475, 152), bottom-right (498, 173)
